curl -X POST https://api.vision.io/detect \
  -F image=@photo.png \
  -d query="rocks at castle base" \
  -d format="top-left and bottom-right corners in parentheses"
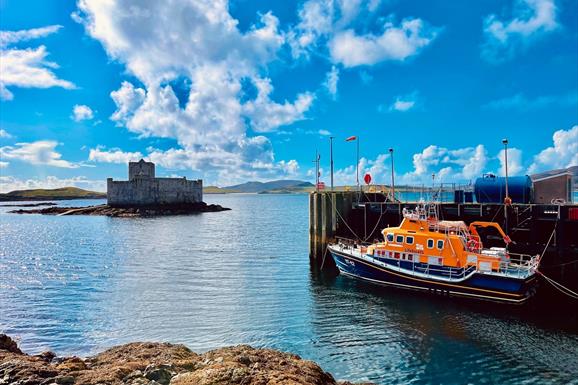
top-left (8, 202), bottom-right (231, 217)
top-left (0, 335), bottom-right (375, 385)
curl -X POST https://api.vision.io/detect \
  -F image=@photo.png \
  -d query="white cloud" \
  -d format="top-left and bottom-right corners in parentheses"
top-left (318, 129), bottom-right (332, 136)
top-left (88, 147), bottom-right (143, 164)
top-left (391, 99), bottom-right (415, 111)
top-left (483, 91), bottom-right (578, 110)
top-left (332, 153), bottom-right (391, 186)
top-left (0, 129), bottom-right (12, 138)
top-left (0, 25), bottom-right (62, 47)
top-left (528, 125), bottom-right (578, 173)
top-left (0, 140), bottom-right (78, 168)
top-left (497, 147), bottom-right (524, 176)
top-left (0, 25), bottom-right (75, 100)
top-left (76, 0), bottom-right (312, 182)
top-left (482, 0), bottom-right (558, 62)
top-left (0, 161), bottom-right (8, 168)
top-left (329, 18), bottom-right (439, 67)
top-left (323, 65), bottom-right (340, 97)
top-left (243, 77), bottom-right (314, 132)
top-left (0, 175), bottom-right (105, 193)
top-left (71, 104), bottom-right (94, 121)
top-left (400, 144), bottom-right (488, 184)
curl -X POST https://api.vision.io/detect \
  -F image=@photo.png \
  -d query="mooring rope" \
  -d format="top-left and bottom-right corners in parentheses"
top-left (534, 223), bottom-right (578, 300)
top-left (326, 193), bottom-right (362, 241)
top-left (537, 271), bottom-right (578, 300)
top-left (320, 244), bottom-right (329, 270)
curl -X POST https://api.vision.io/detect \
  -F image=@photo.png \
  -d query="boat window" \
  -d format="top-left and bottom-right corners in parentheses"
top-left (394, 252), bottom-right (400, 259)
top-left (407, 254), bottom-right (413, 261)
top-left (427, 239), bottom-right (434, 249)
top-left (386, 233), bottom-right (394, 242)
top-left (406, 236), bottom-right (414, 245)
top-left (437, 240), bottom-right (444, 250)
top-left (396, 235), bottom-right (404, 243)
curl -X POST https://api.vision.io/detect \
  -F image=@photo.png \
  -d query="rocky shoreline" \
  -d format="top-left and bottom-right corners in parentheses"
top-left (0, 335), bottom-right (373, 385)
top-left (8, 202), bottom-right (230, 217)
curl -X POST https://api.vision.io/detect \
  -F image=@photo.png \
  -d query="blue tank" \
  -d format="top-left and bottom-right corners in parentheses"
top-left (474, 174), bottom-right (532, 204)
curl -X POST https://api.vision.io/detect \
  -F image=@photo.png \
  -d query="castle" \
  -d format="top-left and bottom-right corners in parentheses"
top-left (107, 160), bottom-right (202, 207)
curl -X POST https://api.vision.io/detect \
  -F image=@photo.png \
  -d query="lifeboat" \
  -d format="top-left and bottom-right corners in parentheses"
top-left (328, 203), bottom-right (540, 304)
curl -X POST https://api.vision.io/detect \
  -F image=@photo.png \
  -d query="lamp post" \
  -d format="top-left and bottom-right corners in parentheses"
top-left (502, 138), bottom-right (509, 236)
top-left (502, 138), bottom-right (509, 202)
top-left (389, 148), bottom-right (395, 202)
top-left (330, 136), bottom-right (335, 191)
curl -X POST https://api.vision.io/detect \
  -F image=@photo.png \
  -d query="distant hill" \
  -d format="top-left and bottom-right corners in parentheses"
top-left (0, 187), bottom-right (106, 201)
top-left (223, 180), bottom-right (314, 193)
top-left (203, 185), bottom-right (240, 194)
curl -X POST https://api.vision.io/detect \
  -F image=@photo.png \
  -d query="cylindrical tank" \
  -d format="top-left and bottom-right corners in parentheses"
top-left (474, 174), bottom-right (532, 204)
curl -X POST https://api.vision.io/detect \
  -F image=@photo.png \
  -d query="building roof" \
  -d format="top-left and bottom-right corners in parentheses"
top-left (531, 171), bottom-right (573, 183)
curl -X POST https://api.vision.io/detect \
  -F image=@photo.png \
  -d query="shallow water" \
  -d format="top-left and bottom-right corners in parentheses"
top-left (1, 194), bottom-right (577, 384)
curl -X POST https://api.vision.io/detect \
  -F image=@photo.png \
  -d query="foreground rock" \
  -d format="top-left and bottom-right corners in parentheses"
top-left (0, 335), bottom-right (374, 385)
top-left (8, 202), bottom-right (230, 217)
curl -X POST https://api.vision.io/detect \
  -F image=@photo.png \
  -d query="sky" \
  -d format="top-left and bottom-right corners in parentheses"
top-left (0, 0), bottom-right (577, 192)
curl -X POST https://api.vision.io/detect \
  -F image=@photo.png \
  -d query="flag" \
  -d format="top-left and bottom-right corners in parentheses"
top-left (345, 135), bottom-right (357, 141)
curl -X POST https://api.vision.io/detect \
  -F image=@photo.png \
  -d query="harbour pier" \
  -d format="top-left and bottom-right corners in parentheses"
top-left (309, 190), bottom-right (578, 292)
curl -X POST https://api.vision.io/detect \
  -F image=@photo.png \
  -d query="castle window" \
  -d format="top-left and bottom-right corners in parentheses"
top-left (406, 236), bottom-right (414, 245)
top-left (427, 239), bottom-right (434, 249)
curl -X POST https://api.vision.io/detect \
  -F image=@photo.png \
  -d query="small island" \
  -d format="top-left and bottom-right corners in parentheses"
top-left (7, 160), bottom-right (230, 217)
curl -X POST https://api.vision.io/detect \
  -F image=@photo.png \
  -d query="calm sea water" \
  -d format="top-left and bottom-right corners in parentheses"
top-left (1, 194), bottom-right (577, 384)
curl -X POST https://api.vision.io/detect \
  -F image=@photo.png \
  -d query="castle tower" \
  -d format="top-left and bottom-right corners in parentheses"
top-left (128, 159), bottom-right (155, 180)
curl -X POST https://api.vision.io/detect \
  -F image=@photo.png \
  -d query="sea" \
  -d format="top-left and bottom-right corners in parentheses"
top-left (1, 194), bottom-right (577, 384)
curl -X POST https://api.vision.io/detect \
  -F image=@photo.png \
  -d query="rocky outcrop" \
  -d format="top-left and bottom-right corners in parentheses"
top-left (8, 202), bottom-right (230, 217)
top-left (0, 335), bottom-right (374, 385)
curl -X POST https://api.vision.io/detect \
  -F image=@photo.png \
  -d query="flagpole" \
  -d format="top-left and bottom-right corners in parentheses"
top-left (356, 137), bottom-right (360, 193)
top-left (330, 136), bottom-right (334, 191)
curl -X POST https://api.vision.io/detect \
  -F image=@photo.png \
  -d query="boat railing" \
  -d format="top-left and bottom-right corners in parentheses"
top-left (496, 253), bottom-right (540, 277)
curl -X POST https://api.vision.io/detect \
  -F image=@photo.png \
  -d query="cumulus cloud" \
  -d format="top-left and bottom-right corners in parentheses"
top-left (329, 18), bottom-right (439, 67)
top-left (400, 144), bottom-right (488, 184)
top-left (0, 129), bottom-right (12, 138)
top-left (76, 0), bottom-right (312, 181)
top-left (0, 140), bottom-right (78, 168)
top-left (528, 125), bottom-right (578, 173)
top-left (71, 104), bottom-right (94, 121)
top-left (497, 147), bottom-right (524, 176)
top-left (243, 78), bottom-right (314, 132)
top-left (0, 25), bottom-right (75, 100)
top-left (482, 0), bottom-right (558, 62)
top-left (88, 147), bottom-right (143, 164)
top-left (0, 175), bottom-right (105, 193)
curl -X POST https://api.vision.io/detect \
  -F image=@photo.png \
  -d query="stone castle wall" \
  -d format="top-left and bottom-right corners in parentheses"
top-left (107, 160), bottom-right (202, 207)
top-left (107, 177), bottom-right (202, 206)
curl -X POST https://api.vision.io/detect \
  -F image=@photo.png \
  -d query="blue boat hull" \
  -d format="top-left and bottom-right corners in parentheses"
top-left (330, 249), bottom-right (538, 304)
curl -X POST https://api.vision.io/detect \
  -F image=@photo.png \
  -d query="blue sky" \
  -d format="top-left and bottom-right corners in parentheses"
top-left (0, 0), bottom-right (577, 191)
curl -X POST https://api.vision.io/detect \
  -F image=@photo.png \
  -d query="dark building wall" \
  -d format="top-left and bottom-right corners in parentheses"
top-left (533, 175), bottom-right (572, 204)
